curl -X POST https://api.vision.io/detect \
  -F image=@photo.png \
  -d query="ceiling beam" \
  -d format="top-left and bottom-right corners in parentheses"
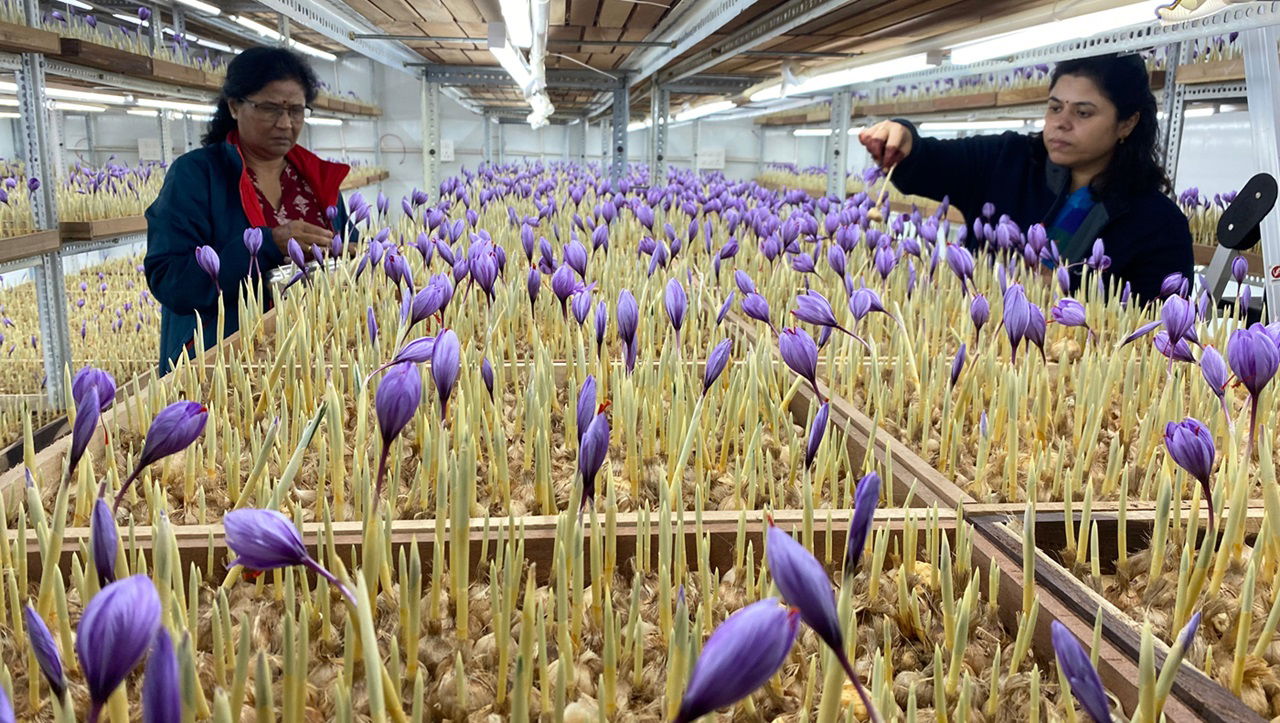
top-left (658, 0), bottom-right (867, 84)
top-left (353, 33), bottom-right (676, 48)
top-left (622, 0), bottom-right (762, 86)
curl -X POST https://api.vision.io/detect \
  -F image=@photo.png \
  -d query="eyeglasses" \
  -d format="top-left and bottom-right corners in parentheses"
top-left (238, 99), bottom-right (312, 123)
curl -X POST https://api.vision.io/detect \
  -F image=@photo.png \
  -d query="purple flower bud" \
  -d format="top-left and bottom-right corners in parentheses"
top-left (664, 278), bottom-right (687, 338)
top-left (848, 287), bottom-right (887, 323)
top-left (703, 339), bottom-right (732, 396)
top-left (243, 227), bottom-right (263, 256)
top-left (551, 265), bottom-right (577, 316)
top-left (742, 293), bottom-right (774, 331)
top-left (791, 252), bottom-right (817, 274)
top-left (594, 301), bottom-right (608, 352)
top-left (734, 270), bottom-right (756, 295)
top-left (25, 605), bottom-right (66, 700)
top-left (969, 294), bottom-right (989, 339)
top-left (945, 244), bottom-right (975, 292)
top-left (287, 237), bottom-right (306, 270)
top-left (950, 343), bottom-right (966, 388)
top-left (195, 245), bottom-right (220, 292)
top-left (1232, 255), bottom-right (1249, 284)
top-left (91, 498), bottom-right (117, 586)
top-left (1200, 344), bottom-right (1228, 399)
top-left (224, 509), bottom-right (354, 602)
top-left (1164, 416), bottom-right (1216, 529)
top-left (373, 361), bottom-right (421, 495)
top-left (1051, 621), bottom-right (1111, 723)
top-left (793, 290), bottom-right (843, 330)
top-left (766, 523), bottom-right (874, 712)
top-left (616, 289), bottom-right (639, 345)
top-left (72, 366), bottom-right (115, 411)
top-left (137, 6), bottom-right (151, 22)
top-left (67, 387), bottom-right (101, 485)
top-left (716, 292), bottom-right (735, 326)
top-left (431, 329), bottom-right (460, 419)
top-left (1160, 272), bottom-right (1188, 299)
top-left (674, 599), bottom-right (800, 723)
top-left (1228, 326), bottom-right (1280, 398)
top-left (564, 240), bottom-right (588, 278)
top-left (576, 376), bottom-right (597, 446)
top-left (27, 177), bottom-right (39, 193)
top-left (804, 402), bottom-right (829, 468)
top-left (844, 472), bottom-right (880, 576)
top-left (142, 628), bottom-right (181, 723)
top-left (779, 327), bottom-right (820, 398)
top-left (578, 405), bottom-right (609, 508)
top-left (1161, 295), bottom-right (1195, 346)
top-left (111, 401), bottom-right (207, 510)
top-left (367, 306), bottom-right (378, 343)
top-left (77, 576), bottom-right (161, 716)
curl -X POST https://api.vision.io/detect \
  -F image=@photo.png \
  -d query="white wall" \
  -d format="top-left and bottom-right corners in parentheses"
top-left (1174, 110), bottom-right (1254, 195)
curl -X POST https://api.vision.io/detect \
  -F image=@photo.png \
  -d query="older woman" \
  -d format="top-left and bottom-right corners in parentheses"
top-left (145, 45), bottom-right (350, 374)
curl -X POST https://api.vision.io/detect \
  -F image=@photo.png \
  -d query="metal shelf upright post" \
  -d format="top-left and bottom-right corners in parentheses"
top-left (17, 0), bottom-right (72, 408)
top-left (422, 74), bottom-right (440, 197)
top-left (648, 80), bottom-right (668, 181)
top-left (610, 75), bottom-right (628, 190)
top-left (1242, 25), bottom-right (1280, 315)
top-left (825, 90), bottom-right (851, 198)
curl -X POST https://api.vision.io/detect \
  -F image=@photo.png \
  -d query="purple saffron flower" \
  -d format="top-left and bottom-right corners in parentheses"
top-left (665, 278), bottom-right (688, 342)
top-left (742, 293), bottom-right (776, 334)
top-left (243, 228), bottom-right (263, 275)
top-left (779, 327), bottom-right (821, 399)
top-left (594, 301), bottom-right (608, 354)
top-left (1227, 326), bottom-right (1280, 450)
top-left (481, 357), bottom-right (494, 401)
top-left (110, 401), bottom-right (208, 511)
top-left (843, 472), bottom-right (880, 576)
top-left (138, 6), bottom-right (151, 22)
top-left (1165, 417), bottom-right (1217, 534)
top-left (1200, 345), bottom-right (1232, 426)
top-left (195, 245), bottom-right (220, 293)
top-left (673, 599), bottom-right (800, 723)
top-left (1232, 255), bottom-right (1249, 284)
top-left (27, 177), bottom-right (39, 193)
top-left (805, 402), bottom-right (830, 468)
top-left (1160, 272), bottom-right (1188, 299)
top-left (793, 290), bottom-right (843, 331)
top-left (1003, 285), bottom-right (1032, 363)
top-left (616, 290), bottom-right (638, 346)
top-left (368, 336), bottom-right (436, 381)
top-left (25, 605), bottom-right (66, 700)
top-left (142, 628), bottom-right (181, 723)
top-left (431, 329), bottom-right (460, 420)
top-left (766, 523), bottom-right (878, 718)
top-left (950, 343), bottom-right (966, 388)
top-left (287, 237), bottom-right (306, 270)
top-left (792, 253), bottom-right (817, 274)
top-left (703, 339), bottom-right (732, 395)
top-left (91, 498), bottom-right (117, 586)
top-left (373, 362), bottom-right (421, 497)
top-left (970, 294), bottom-right (989, 344)
top-left (1162, 295), bottom-right (1195, 346)
top-left (76, 576), bottom-right (161, 719)
top-left (564, 240), bottom-right (588, 278)
top-left (1052, 623), bottom-right (1112, 723)
top-left (1051, 298), bottom-right (1090, 332)
top-left (223, 509), bottom-right (353, 603)
top-left (734, 270), bottom-right (756, 295)
top-left (367, 306), bottom-right (378, 343)
top-left (578, 406), bottom-right (609, 510)
top-left (946, 244), bottom-right (975, 293)
top-left (576, 375), bottom-right (597, 445)
top-left (716, 292), bottom-right (735, 326)
top-left (551, 265), bottom-right (577, 317)
top-left (526, 267), bottom-right (541, 312)
top-left (66, 387), bottom-right (101, 486)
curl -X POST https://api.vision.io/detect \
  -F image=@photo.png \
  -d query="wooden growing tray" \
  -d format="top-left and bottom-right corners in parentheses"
top-left (8, 507), bottom-right (1217, 721)
top-left (932, 91), bottom-right (999, 111)
top-left (979, 514), bottom-right (1267, 723)
top-left (59, 215), bottom-right (147, 240)
top-left (0, 19), bottom-right (60, 54)
top-left (57, 38), bottom-right (152, 76)
top-left (0, 229), bottom-right (60, 263)
top-left (151, 58), bottom-right (206, 87)
top-left (1177, 58), bottom-right (1246, 84)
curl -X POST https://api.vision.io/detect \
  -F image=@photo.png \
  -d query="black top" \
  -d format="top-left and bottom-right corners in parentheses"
top-left (889, 118), bottom-right (1194, 304)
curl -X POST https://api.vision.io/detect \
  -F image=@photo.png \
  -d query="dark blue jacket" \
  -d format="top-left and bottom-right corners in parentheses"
top-left (144, 136), bottom-right (349, 373)
top-left (890, 119), bottom-right (1193, 303)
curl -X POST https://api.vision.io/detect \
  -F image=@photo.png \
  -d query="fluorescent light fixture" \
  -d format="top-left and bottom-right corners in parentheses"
top-left (137, 98), bottom-right (217, 113)
top-left (674, 99), bottom-right (736, 123)
top-left (231, 15), bottom-right (283, 41)
top-left (948, 1), bottom-right (1162, 64)
top-left (195, 37), bottom-right (235, 52)
top-left (489, 44), bottom-right (534, 93)
top-left (919, 120), bottom-right (1029, 131)
top-left (175, 0), bottom-right (221, 15)
top-left (58, 0), bottom-right (93, 9)
top-left (1184, 107), bottom-right (1215, 117)
top-left (47, 87), bottom-right (128, 104)
top-left (187, 114), bottom-right (213, 122)
top-left (53, 101), bottom-right (106, 112)
top-left (112, 13), bottom-right (145, 25)
top-left (1219, 103), bottom-right (1246, 113)
top-left (305, 116), bottom-right (344, 126)
top-left (497, 1), bottom-right (532, 48)
top-left (127, 109), bottom-right (159, 117)
top-left (627, 119), bottom-right (650, 132)
top-left (793, 128), bottom-right (832, 136)
top-left (750, 84), bottom-right (782, 103)
top-left (0, 98), bottom-right (16, 107)
top-left (0, 112), bottom-right (18, 119)
top-left (290, 40), bottom-right (337, 62)
top-left (799, 54), bottom-right (932, 94)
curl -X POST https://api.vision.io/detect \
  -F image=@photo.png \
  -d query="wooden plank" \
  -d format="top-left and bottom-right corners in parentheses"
top-left (58, 215), bottom-right (147, 240)
top-left (1176, 58), bottom-right (1246, 84)
top-left (0, 230), bottom-right (60, 264)
top-left (595, 0), bottom-right (633, 28)
top-left (550, 0), bottom-right (567, 25)
top-left (151, 59), bottom-right (204, 87)
top-left (977, 519), bottom-right (1266, 723)
top-left (447, 0), bottom-right (486, 24)
top-left (568, 0), bottom-right (599, 29)
top-left (1193, 243), bottom-right (1261, 270)
top-left (57, 39), bottom-right (152, 76)
top-left (0, 20), bottom-right (60, 54)
top-left (931, 90), bottom-right (998, 111)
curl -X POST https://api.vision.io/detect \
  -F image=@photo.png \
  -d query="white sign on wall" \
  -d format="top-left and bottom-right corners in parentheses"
top-left (441, 139), bottom-right (455, 162)
top-left (697, 148), bottom-right (725, 170)
top-left (137, 138), bottom-right (162, 161)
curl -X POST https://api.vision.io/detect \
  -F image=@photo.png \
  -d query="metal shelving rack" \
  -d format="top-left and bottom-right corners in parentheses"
top-left (7, 0), bottom-right (388, 409)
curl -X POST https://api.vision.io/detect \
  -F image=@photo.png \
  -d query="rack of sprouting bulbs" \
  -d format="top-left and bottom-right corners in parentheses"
top-left (0, 157), bottom-right (1276, 721)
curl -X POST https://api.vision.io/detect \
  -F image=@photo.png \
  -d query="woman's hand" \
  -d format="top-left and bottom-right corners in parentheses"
top-left (271, 220), bottom-right (333, 257)
top-left (858, 120), bottom-right (914, 167)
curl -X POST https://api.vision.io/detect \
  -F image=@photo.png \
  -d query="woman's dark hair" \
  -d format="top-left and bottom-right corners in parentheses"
top-left (202, 46), bottom-right (319, 146)
top-left (1047, 53), bottom-right (1170, 199)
